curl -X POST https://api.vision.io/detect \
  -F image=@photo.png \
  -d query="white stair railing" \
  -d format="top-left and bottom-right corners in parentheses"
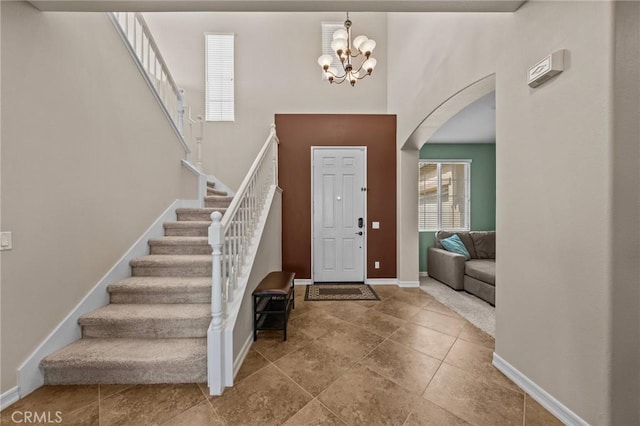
top-left (207, 126), bottom-right (279, 395)
top-left (108, 12), bottom-right (189, 155)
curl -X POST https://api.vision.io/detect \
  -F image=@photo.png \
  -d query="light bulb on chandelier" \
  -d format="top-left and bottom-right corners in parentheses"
top-left (317, 12), bottom-right (377, 86)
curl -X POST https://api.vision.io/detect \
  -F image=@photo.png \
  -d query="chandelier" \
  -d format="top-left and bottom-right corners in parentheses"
top-left (317, 13), bottom-right (377, 86)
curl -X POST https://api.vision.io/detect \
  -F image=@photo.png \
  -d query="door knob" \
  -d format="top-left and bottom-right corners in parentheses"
top-left (356, 231), bottom-right (363, 236)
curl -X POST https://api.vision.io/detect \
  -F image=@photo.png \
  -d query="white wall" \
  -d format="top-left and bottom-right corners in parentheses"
top-left (144, 12), bottom-right (388, 189)
top-left (0, 2), bottom-right (197, 393)
top-left (388, 2), bottom-right (639, 424)
top-left (498, 2), bottom-right (614, 424)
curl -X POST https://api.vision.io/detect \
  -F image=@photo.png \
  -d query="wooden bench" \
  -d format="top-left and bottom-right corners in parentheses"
top-left (252, 271), bottom-right (295, 341)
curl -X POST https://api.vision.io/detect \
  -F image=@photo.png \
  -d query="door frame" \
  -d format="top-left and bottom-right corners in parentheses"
top-left (310, 146), bottom-right (368, 283)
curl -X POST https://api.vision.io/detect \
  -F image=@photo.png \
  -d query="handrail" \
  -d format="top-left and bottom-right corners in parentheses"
top-left (207, 125), bottom-right (279, 395)
top-left (221, 126), bottom-right (279, 231)
top-left (108, 12), bottom-right (190, 155)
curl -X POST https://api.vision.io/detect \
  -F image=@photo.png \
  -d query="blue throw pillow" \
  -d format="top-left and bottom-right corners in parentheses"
top-left (440, 234), bottom-right (471, 260)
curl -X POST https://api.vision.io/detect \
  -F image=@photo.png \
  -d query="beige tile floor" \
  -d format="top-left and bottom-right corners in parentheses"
top-left (1, 285), bottom-right (562, 426)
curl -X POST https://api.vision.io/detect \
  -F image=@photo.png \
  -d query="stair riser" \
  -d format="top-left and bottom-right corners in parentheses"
top-left (164, 226), bottom-right (208, 237)
top-left (177, 211), bottom-right (218, 221)
top-left (204, 199), bottom-right (232, 208)
top-left (110, 292), bottom-right (211, 304)
top-left (132, 265), bottom-right (212, 277)
top-left (207, 188), bottom-right (227, 196)
top-left (81, 319), bottom-right (210, 339)
top-left (149, 245), bottom-right (212, 255)
top-left (44, 361), bottom-right (207, 385)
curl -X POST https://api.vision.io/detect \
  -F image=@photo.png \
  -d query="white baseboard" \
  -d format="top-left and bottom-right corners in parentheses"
top-left (294, 279), bottom-right (312, 286)
top-left (0, 387), bottom-right (20, 411)
top-left (419, 272), bottom-right (429, 277)
top-left (492, 353), bottom-right (588, 426)
top-left (232, 333), bottom-right (254, 383)
top-left (15, 199), bottom-right (199, 399)
top-left (365, 278), bottom-right (398, 285)
top-left (398, 280), bottom-right (420, 288)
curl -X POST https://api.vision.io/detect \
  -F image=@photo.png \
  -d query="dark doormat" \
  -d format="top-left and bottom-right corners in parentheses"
top-left (304, 284), bottom-right (380, 301)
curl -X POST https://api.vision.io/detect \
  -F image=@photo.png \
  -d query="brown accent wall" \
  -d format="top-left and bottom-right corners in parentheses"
top-left (275, 114), bottom-right (397, 280)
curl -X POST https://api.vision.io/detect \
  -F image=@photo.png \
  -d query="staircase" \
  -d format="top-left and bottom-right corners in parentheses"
top-left (40, 182), bottom-right (231, 385)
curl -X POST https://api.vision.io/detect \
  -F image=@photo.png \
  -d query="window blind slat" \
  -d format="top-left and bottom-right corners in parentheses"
top-left (206, 34), bottom-right (234, 122)
top-left (321, 22), bottom-right (344, 78)
top-left (419, 161), bottom-right (470, 232)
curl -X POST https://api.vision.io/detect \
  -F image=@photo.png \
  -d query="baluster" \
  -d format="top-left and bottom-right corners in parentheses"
top-left (231, 218), bottom-right (237, 299)
top-left (221, 234), bottom-right (227, 294)
top-left (239, 195), bottom-right (249, 262)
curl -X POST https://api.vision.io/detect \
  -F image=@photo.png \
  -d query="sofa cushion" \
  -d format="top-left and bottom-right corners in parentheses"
top-left (440, 234), bottom-right (471, 260)
top-left (465, 259), bottom-right (496, 286)
top-left (435, 231), bottom-right (477, 259)
top-left (470, 231), bottom-right (495, 259)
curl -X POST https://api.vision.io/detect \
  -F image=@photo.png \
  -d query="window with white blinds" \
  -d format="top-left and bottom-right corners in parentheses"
top-left (419, 160), bottom-right (471, 232)
top-left (205, 33), bottom-right (234, 122)
top-left (321, 22), bottom-right (344, 78)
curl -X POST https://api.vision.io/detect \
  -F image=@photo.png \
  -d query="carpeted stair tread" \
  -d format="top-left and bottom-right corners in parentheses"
top-left (107, 277), bottom-right (211, 304)
top-left (79, 303), bottom-right (211, 324)
top-left (207, 187), bottom-right (227, 196)
top-left (108, 277), bottom-right (210, 303)
top-left (176, 208), bottom-right (225, 222)
top-left (41, 338), bottom-right (207, 384)
top-left (204, 195), bottom-right (233, 208)
top-left (130, 255), bottom-right (212, 277)
top-left (206, 181), bottom-right (216, 188)
top-left (149, 236), bottom-right (210, 245)
top-left (130, 255), bottom-right (212, 267)
top-left (148, 237), bottom-right (212, 255)
top-left (79, 304), bottom-right (210, 338)
top-left (163, 221), bottom-right (210, 236)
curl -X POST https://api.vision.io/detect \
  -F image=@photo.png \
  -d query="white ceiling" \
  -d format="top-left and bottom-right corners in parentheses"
top-left (427, 91), bottom-right (496, 144)
top-left (29, 0), bottom-right (525, 12)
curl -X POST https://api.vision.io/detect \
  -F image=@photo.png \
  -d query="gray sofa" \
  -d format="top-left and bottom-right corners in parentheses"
top-left (427, 231), bottom-right (496, 305)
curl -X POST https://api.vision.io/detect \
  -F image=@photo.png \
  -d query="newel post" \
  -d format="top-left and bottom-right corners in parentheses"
top-left (207, 211), bottom-right (225, 395)
top-left (209, 211), bottom-right (223, 330)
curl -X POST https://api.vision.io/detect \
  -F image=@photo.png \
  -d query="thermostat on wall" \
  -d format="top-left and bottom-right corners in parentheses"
top-left (528, 50), bottom-right (565, 88)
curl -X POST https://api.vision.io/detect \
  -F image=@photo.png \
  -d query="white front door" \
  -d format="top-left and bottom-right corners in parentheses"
top-left (312, 147), bottom-right (366, 282)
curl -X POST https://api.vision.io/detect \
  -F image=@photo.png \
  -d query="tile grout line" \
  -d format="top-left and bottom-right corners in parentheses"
top-left (423, 335), bottom-right (460, 391)
top-left (273, 358), bottom-right (355, 425)
top-left (314, 397), bottom-right (351, 426)
top-left (199, 385), bottom-right (228, 426)
top-left (147, 385), bottom-right (208, 426)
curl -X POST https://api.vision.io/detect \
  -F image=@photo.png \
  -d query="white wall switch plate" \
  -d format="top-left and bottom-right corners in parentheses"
top-left (372, 221), bottom-right (380, 229)
top-left (1, 232), bottom-right (12, 251)
top-left (374, 261), bottom-right (380, 269)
